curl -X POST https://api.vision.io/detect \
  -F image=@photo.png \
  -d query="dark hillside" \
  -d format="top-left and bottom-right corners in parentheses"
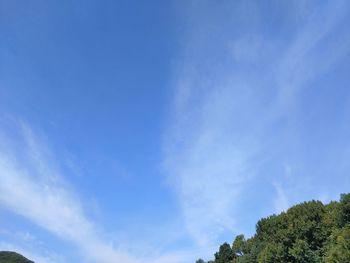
top-left (0, 251), bottom-right (34, 263)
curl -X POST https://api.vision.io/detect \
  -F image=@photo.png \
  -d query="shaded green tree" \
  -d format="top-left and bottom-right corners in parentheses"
top-left (214, 242), bottom-right (235, 263)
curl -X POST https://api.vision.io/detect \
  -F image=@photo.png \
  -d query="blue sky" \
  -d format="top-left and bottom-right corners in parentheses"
top-left (1, 0), bottom-right (350, 262)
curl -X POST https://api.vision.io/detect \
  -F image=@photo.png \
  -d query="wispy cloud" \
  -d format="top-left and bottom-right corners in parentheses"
top-left (0, 119), bottom-right (206, 263)
top-left (164, 0), bottom-right (350, 252)
top-left (0, 120), bottom-right (138, 263)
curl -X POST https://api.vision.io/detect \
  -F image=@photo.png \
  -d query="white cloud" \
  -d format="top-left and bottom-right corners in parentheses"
top-left (164, 0), bottom-right (350, 251)
top-left (0, 120), bottom-right (208, 263)
top-left (0, 122), bottom-right (138, 263)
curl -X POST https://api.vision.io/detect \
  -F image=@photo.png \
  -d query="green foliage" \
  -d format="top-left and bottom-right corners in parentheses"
top-left (324, 227), bottom-right (350, 263)
top-left (214, 242), bottom-right (235, 263)
top-left (289, 239), bottom-right (321, 263)
top-left (232, 235), bottom-right (246, 257)
top-left (339, 193), bottom-right (350, 226)
top-left (0, 251), bottom-right (34, 263)
top-left (197, 193), bottom-right (350, 263)
top-left (257, 242), bottom-right (284, 263)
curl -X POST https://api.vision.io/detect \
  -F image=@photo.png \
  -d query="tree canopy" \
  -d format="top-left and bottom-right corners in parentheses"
top-left (196, 193), bottom-right (350, 263)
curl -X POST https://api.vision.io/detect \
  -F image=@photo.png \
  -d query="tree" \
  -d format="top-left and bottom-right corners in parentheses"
top-left (232, 234), bottom-right (246, 257)
top-left (196, 193), bottom-right (350, 263)
top-left (214, 242), bottom-right (235, 263)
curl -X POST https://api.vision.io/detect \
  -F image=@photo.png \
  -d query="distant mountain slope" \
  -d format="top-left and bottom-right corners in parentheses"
top-left (0, 251), bottom-right (34, 263)
top-left (196, 193), bottom-right (350, 263)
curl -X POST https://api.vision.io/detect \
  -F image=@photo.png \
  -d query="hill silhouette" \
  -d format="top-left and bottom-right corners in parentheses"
top-left (0, 251), bottom-right (34, 263)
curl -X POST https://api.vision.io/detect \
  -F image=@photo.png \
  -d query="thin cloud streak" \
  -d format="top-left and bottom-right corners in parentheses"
top-left (164, 0), bottom-right (350, 251)
top-left (0, 122), bottom-right (138, 263)
top-left (0, 120), bottom-right (205, 263)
